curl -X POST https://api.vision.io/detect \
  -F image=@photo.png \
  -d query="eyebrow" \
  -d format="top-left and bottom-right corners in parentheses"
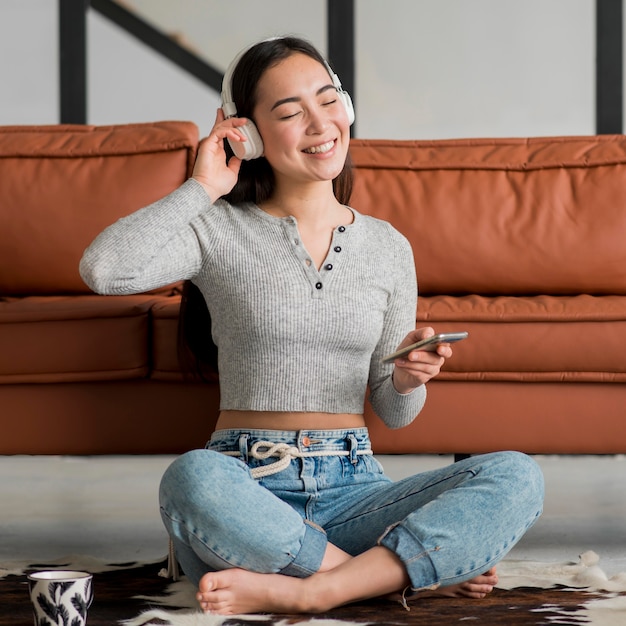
top-left (270, 84), bottom-right (337, 111)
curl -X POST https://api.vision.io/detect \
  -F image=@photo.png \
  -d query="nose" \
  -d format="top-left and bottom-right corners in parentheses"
top-left (306, 109), bottom-right (329, 134)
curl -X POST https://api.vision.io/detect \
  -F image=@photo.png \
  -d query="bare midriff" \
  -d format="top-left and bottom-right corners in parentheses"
top-left (216, 410), bottom-right (366, 432)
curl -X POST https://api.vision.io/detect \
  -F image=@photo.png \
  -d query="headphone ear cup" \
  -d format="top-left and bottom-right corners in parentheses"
top-left (339, 90), bottom-right (355, 126)
top-left (227, 119), bottom-right (264, 160)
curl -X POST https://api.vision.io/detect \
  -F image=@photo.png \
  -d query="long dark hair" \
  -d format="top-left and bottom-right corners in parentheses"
top-left (178, 36), bottom-right (354, 381)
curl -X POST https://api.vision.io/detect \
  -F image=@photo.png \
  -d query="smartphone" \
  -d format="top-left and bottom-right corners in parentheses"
top-left (381, 331), bottom-right (469, 363)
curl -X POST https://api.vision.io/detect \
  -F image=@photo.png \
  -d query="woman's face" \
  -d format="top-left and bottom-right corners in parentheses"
top-left (252, 52), bottom-right (351, 188)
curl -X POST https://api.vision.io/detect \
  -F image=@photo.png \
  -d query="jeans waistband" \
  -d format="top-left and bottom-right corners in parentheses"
top-left (208, 428), bottom-right (373, 478)
top-left (209, 427), bottom-right (371, 451)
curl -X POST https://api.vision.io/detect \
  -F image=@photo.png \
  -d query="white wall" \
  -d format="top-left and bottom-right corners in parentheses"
top-left (0, 0), bottom-right (597, 139)
top-left (357, 0), bottom-right (594, 139)
top-left (1, 0), bottom-right (59, 125)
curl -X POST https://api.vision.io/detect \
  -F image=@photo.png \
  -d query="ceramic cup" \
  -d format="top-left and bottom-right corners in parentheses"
top-left (27, 570), bottom-right (94, 626)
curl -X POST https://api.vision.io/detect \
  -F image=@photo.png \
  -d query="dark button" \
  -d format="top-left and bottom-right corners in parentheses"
top-left (338, 225), bottom-right (346, 232)
top-left (334, 246), bottom-right (342, 253)
top-left (315, 282), bottom-right (323, 290)
top-left (325, 263), bottom-right (333, 270)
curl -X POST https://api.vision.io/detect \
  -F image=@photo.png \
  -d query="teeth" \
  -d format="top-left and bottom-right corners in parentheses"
top-left (304, 140), bottom-right (334, 154)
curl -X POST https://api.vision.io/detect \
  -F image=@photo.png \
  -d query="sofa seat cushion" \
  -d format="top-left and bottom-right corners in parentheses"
top-left (150, 296), bottom-right (219, 383)
top-left (150, 297), bottom-right (182, 381)
top-left (151, 293), bottom-right (626, 383)
top-left (418, 294), bottom-right (626, 381)
top-left (150, 296), bottom-right (218, 382)
top-left (0, 295), bottom-right (157, 383)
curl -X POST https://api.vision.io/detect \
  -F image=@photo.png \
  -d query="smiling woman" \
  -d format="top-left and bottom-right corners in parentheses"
top-left (251, 52), bottom-right (353, 206)
top-left (78, 35), bottom-right (544, 616)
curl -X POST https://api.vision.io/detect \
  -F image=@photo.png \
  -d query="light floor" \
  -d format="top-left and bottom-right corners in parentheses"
top-left (1, 454), bottom-right (625, 576)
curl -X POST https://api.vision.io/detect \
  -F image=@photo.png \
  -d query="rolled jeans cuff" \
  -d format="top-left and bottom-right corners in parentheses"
top-left (379, 523), bottom-right (440, 591)
top-left (279, 519), bottom-right (328, 578)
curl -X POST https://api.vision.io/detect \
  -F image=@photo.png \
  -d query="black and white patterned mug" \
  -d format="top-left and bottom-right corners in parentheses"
top-left (27, 570), bottom-right (94, 626)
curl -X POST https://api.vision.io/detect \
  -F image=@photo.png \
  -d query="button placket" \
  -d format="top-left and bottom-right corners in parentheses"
top-left (317, 223), bottom-right (347, 288)
top-left (283, 217), bottom-right (349, 297)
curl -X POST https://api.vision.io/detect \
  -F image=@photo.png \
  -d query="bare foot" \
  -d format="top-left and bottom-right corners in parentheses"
top-left (196, 549), bottom-right (493, 614)
top-left (197, 568), bottom-right (314, 615)
top-left (423, 567), bottom-right (499, 600)
top-left (195, 543), bottom-right (353, 615)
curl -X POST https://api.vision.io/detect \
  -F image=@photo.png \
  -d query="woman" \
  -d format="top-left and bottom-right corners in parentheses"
top-left (80, 36), bottom-right (544, 615)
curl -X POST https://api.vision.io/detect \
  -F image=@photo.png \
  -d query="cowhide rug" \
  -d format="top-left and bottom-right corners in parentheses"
top-left (120, 551), bottom-right (626, 626)
top-left (4, 551), bottom-right (626, 626)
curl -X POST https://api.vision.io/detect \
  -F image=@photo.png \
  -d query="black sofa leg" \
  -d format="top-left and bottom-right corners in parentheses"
top-left (454, 453), bottom-right (471, 462)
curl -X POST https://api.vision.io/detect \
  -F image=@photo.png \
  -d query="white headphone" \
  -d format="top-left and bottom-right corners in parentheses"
top-left (221, 39), bottom-right (355, 160)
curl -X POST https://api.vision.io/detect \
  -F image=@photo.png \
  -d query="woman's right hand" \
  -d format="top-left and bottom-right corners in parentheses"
top-left (191, 108), bottom-right (249, 201)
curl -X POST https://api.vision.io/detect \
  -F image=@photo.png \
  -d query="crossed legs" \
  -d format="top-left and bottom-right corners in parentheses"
top-left (160, 445), bottom-right (543, 616)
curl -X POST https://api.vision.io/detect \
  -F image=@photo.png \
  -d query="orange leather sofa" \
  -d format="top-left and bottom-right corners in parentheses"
top-left (2, 122), bottom-right (625, 455)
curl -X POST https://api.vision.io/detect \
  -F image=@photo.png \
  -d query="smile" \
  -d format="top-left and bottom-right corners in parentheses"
top-left (303, 140), bottom-right (335, 154)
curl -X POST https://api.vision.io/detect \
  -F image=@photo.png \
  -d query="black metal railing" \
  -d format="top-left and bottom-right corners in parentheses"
top-left (58, 1), bottom-right (622, 134)
top-left (59, 0), bottom-right (87, 124)
top-left (90, 0), bottom-right (223, 90)
top-left (597, 0), bottom-right (623, 133)
top-left (58, 0), bottom-right (355, 130)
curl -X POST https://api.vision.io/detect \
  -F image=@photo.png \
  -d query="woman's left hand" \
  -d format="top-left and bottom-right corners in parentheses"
top-left (391, 327), bottom-right (453, 394)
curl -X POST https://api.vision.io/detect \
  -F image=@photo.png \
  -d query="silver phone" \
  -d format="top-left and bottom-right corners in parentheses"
top-left (381, 332), bottom-right (468, 363)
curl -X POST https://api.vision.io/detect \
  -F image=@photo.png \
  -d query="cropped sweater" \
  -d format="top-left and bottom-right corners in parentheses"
top-left (79, 179), bottom-right (426, 429)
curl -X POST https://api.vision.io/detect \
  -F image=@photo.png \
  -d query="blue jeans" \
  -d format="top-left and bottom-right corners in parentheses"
top-left (159, 428), bottom-right (544, 591)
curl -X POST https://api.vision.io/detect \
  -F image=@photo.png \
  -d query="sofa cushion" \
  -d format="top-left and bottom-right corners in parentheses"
top-left (150, 297), bottom-right (183, 381)
top-left (0, 295), bottom-right (157, 383)
top-left (0, 121), bottom-right (198, 296)
top-left (149, 296), bottom-right (220, 383)
top-left (418, 294), bottom-right (626, 381)
top-left (350, 136), bottom-right (626, 296)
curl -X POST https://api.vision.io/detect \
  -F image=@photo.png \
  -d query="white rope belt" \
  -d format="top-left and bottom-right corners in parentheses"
top-left (222, 440), bottom-right (373, 478)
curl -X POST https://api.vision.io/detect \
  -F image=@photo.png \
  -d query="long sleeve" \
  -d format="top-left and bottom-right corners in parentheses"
top-left (367, 230), bottom-right (426, 429)
top-left (79, 178), bottom-right (210, 294)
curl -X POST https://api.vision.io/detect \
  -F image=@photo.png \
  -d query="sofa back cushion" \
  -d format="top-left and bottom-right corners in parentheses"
top-left (0, 121), bottom-right (198, 295)
top-left (350, 136), bottom-right (626, 295)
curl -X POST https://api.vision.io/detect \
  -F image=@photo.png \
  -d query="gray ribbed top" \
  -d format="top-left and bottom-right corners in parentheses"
top-left (80, 179), bottom-right (426, 428)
